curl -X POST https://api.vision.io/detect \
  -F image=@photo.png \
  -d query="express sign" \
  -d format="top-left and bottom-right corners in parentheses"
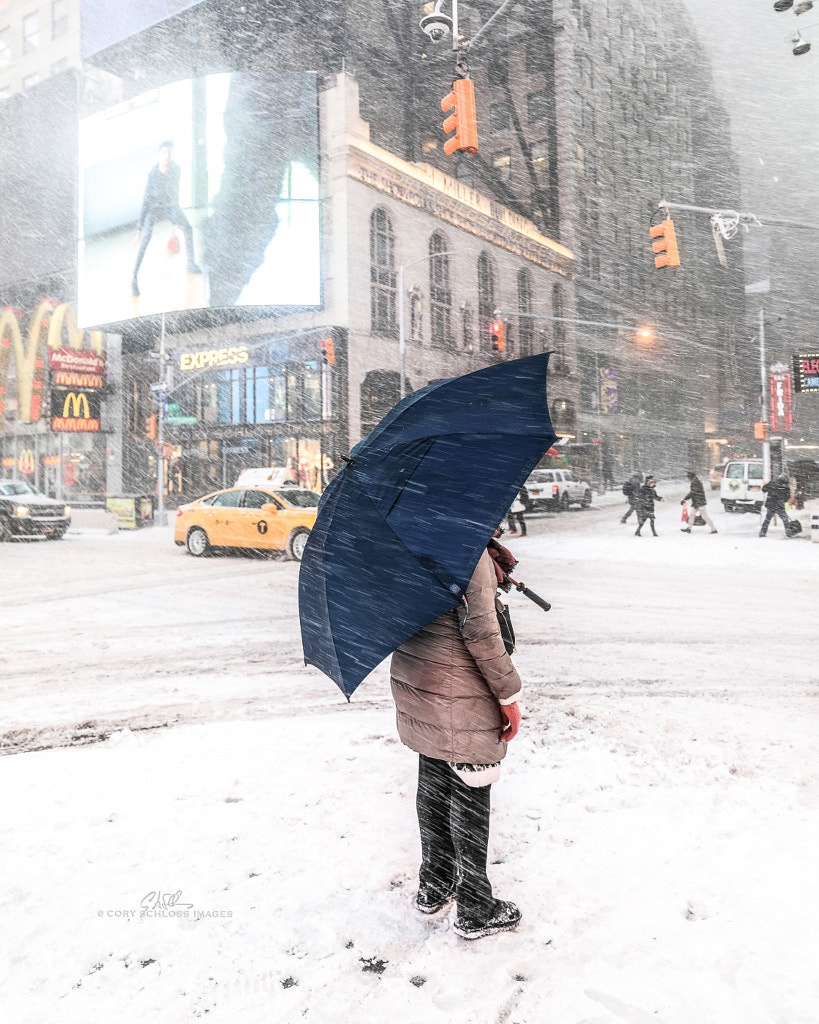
top-left (792, 353), bottom-right (819, 394)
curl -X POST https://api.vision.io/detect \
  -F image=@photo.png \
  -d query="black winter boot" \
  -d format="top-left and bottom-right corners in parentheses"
top-left (453, 899), bottom-right (522, 940)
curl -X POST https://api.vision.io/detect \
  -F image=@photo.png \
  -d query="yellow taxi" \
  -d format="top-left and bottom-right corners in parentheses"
top-left (174, 486), bottom-right (319, 560)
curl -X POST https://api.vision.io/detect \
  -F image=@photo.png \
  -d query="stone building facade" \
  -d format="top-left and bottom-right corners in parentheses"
top-left (116, 73), bottom-right (575, 503)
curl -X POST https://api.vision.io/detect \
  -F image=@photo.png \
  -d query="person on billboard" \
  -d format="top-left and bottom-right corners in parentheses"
top-left (131, 141), bottom-right (201, 296)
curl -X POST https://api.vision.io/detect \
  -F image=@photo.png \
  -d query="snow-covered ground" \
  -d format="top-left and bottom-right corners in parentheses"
top-left (2, 486), bottom-right (818, 1023)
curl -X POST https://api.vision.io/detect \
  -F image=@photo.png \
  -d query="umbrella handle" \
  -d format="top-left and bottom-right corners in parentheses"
top-left (508, 576), bottom-right (551, 613)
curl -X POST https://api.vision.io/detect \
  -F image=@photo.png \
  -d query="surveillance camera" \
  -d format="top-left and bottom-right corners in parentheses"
top-left (419, 11), bottom-right (453, 43)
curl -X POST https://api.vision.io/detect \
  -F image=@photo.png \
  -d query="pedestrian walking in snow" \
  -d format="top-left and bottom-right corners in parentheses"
top-left (635, 475), bottom-right (663, 536)
top-left (759, 473), bottom-right (793, 538)
top-left (389, 543), bottom-right (523, 940)
top-left (506, 486), bottom-right (528, 536)
top-left (620, 472), bottom-right (642, 523)
top-left (680, 471), bottom-right (718, 534)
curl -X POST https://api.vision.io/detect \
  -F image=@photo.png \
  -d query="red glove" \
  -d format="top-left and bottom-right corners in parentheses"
top-left (500, 702), bottom-right (521, 742)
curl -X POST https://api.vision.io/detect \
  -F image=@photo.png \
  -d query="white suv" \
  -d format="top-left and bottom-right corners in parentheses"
top-left (525, 469), bottom-right (592, 512)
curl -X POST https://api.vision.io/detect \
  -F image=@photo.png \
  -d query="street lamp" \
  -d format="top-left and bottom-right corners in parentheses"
top-left (398, 251), bottom-right (456, 399)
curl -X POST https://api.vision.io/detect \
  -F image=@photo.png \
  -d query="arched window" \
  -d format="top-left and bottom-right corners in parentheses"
top-left (370, 208), bottom-right (397, 336)
top-left (477, 252), bottom-right (496, 350)
top-left (550, 397), bottom-right (576, 435)
top-left (517, 269), bottom-right (533, 357)
top-left (461, 302), bottom-right (474, 353)
top-left (429, 233), bottom-right (452, 346)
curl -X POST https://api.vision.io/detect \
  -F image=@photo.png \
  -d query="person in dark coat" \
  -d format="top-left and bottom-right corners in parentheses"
top-left (131, 141), bottom-right (201, 296)
top-left (620, 472), bottom-right (642, 523)
top-left (635, 475), bottom-right (663, 536)
top-left (390, 545), bottom-right (523, 940)
top-left (759, 473), bottom-right (793, 537)
top-left (681, 470), bottom-right (717, 534)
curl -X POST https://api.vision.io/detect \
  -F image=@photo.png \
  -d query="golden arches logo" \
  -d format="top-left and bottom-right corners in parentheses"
top-left (62, 392), bottom-right (91, 419)
top-left (0, 302), bottom-right (104, 435)
top-left (18, 448), bottom-right (35, 474)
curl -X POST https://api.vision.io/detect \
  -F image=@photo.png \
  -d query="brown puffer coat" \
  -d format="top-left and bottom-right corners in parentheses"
top-left (390, 549), bottom-right (522, 765)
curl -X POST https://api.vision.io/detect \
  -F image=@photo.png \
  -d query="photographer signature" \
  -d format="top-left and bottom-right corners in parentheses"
top-left (140, 889), bottom-right (193, 911)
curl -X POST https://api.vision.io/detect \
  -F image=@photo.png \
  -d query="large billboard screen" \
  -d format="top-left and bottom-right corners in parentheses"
top-left (77, 72), bottom-right (320, 328)
top-left (80, 0), bottom-right (205, 58)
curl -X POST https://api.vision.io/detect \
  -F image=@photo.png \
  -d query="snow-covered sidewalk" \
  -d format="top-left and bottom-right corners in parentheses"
top-left (2, 498), bottom-right (818, 1023)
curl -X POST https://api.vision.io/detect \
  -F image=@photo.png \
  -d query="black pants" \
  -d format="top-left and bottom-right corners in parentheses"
top-left (133, 207), bottom-right (198, 278)
top-left (623, 499), bottom-right (636, 521)
top-left (635, 513), bottom-right (657, 535)
top-left (760, 507), bottom-right (791, 536)
top-left (416, 754), bottom-right (493, 918)
top-left (507, 511), bottom-right (526, 534)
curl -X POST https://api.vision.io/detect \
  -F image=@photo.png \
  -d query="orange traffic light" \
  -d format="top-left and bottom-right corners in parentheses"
top-left (145, 414), bottom-right (157, 440)
top-left (320, 337), bottom-right (336, 365)
top-left (490, 321), bottom-right (505, 353)
top-left (754, 420), bottom-right (768, 440)
top-left (441, 78), bottom-right (478, 156)
top-left (650, 218), bottom-right (681, 268)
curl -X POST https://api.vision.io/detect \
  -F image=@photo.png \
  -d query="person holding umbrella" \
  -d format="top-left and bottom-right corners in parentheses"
top-left (299, 354), bottom-right (560, 940)
top-left (390, 540), bottom-right (523, 940)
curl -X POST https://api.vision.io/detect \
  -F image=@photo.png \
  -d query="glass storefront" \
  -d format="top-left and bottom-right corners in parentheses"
top-left (149, 331), bottom-right (344, 505)
top-left (1, 430), bottom-right (106, 502)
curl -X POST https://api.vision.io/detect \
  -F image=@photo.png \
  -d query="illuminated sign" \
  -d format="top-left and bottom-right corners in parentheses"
top-left (51, 387), bottom-right (101, 432)
top-left (769, 366), bottom-right (792, 433)
top-left (0, 302), bottom-right (104, 434)
top-left (178, 345), bottom-right (250, 371)
top-left (17, 448), bottom-right (35, 475)
top-left (78, 72), bottom-right (320, 327)
top-left (53, 371), bottom-right (104, 389)
top-left (599, 367), bottom-right (618, 414)
top-left (792, 353), bottom-right (819, 394)
top-left (50, 348), bottom-right (106, 375)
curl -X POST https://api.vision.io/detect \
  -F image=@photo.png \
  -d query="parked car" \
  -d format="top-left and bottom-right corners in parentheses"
top-left (708, 464), bottom-right (726, 490)
top-left (524, 468), bottom-right (592, 512)
top-left (719, 459), bottom-right (764, 513)
top-left (0, 480), bottom-right (71, 541)
top-left (174, 486), bottom-right (318, 560)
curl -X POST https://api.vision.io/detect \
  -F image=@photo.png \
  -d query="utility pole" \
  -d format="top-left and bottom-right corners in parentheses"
top-left (758, 307), bottom-right (771, 482)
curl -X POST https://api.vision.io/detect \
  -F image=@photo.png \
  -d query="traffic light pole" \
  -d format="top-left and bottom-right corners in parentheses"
top-left (156, 312), bottom-right (167, 527)
top-left (759, 307), bottom-right (771, 482)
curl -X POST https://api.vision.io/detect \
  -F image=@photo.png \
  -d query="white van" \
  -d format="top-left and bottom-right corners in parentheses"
top-left (720, 459), bottom-right (764, 513)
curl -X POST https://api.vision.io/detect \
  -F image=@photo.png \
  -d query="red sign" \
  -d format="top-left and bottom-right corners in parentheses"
top-left (769, 369), bottom-right (793, 433)
top-left (53, 370), bottom-right (104, 389)
top-left (49, 347), bottom-right (106, 375)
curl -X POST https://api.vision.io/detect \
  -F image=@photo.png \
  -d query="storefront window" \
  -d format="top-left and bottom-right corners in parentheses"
top-left (215, 368), bottom-right (242, 424)
top-left (303, 360), bottom-right (321, 421)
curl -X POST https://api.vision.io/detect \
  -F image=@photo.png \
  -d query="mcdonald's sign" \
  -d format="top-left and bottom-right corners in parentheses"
top-left (1, 301), bottom-right (104, 435)
top-left (17, 448), bottom-right (35, 475)
top-left (50, 387), bottom-right (101, 432)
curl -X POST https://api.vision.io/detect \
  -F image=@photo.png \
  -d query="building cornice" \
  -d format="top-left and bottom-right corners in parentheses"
top-left (345, 133), bottom-right (575, 277)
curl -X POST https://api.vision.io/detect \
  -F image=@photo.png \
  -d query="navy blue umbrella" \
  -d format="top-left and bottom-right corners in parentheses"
top-left (298, 353), bottom-right (557, 698)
